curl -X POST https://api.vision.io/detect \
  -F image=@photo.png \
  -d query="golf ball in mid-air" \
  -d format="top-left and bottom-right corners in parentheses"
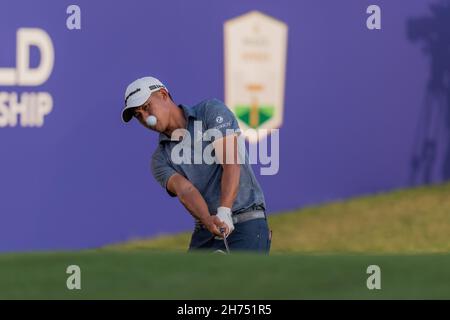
top-left (146, 115), bottom-right (157, 127)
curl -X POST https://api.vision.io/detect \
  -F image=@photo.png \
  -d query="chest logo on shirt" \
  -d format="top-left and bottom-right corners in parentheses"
top-left (224, 11), bottom-right (288, 142)
top-left (216, 116), bottom-right (224, 124)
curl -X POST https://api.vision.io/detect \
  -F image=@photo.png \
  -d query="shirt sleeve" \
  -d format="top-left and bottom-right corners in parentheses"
top-left (204, 99), bottom-right (241, 137)
top-left (151, 148), bottom-right (177, 197)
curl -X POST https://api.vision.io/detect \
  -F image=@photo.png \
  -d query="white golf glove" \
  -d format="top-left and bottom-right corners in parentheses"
top-left (216, 206), bottom-right (235, 236)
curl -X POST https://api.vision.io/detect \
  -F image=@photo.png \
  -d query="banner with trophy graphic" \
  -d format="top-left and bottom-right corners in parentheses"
top-left (224, 11), bottom-right (288, 142)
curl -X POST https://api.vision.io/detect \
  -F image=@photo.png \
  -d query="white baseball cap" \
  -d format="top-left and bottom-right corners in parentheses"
top-left (121, 76), bottom-right (169, 123)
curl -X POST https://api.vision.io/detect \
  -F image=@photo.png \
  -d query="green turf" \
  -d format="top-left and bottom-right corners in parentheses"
top-left (1, 183), bottom-right (449, 299)
top-left (108, 182), bottom-right (450, 254)
top-left (0, 251), bottom-right (449, 299)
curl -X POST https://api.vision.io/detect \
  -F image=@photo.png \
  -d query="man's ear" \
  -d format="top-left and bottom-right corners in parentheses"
top-left (159, 88), bottom-right (169, 100)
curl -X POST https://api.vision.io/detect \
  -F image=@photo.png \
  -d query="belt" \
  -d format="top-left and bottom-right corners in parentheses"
top-left (232, 210), bottom-right (265, 224)
top-left (194, 210), bottom-right (266, 231)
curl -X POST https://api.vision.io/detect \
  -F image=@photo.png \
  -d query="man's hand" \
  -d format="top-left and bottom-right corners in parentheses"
top-left (216, 207), bottom-right (235, 237)
top-left (166, 169), bottom-right (235, 238)
top-left (202, 215), bottom-right (230, 237)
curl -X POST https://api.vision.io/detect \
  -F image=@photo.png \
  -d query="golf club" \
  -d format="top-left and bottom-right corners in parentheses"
top-left (220, 227), bottom-right (230, 254)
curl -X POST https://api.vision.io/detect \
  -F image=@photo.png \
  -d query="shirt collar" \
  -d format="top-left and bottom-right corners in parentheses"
top-left (158, 104), bottom-right (196, 143)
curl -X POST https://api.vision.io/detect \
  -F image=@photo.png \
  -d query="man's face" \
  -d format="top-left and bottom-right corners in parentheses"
top-left (133, 89), bottom-right (170, 132)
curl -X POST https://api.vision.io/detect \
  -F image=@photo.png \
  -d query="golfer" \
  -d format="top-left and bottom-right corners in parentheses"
top-left (121, 76), bottom-right (271, 253)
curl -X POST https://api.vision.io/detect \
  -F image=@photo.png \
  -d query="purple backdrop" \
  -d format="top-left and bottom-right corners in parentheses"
top-left (1, 0), bottom-right (449, 252)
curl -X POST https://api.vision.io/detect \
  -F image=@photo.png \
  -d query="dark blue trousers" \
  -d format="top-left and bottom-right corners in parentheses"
top-left (188, 218), bottom-right (271, 254)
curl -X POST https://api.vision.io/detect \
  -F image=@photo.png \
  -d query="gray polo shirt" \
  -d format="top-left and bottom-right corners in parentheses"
top-left (151, 98), bottom-right (266, 216)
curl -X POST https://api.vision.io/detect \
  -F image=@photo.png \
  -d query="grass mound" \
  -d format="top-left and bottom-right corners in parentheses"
top-left (108, 182), bottom-right (450, 253)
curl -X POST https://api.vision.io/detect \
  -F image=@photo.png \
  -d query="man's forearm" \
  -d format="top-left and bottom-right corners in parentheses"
top-left (177, 184), bottom-right (211, 223)
top-left (220, 164), bottom-right (240, 208)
